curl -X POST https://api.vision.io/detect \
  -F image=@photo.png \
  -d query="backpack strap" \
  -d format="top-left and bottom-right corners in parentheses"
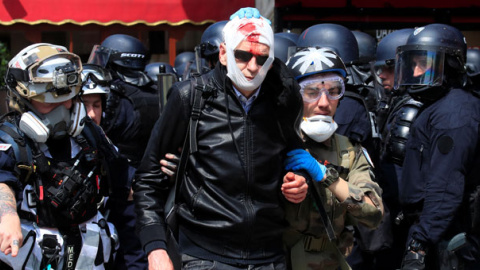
top-left (189, 75), bottom-right (207, 154)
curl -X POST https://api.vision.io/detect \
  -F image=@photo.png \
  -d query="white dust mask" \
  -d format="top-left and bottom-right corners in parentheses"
top-left (300, 115), bottom-right (338, 142)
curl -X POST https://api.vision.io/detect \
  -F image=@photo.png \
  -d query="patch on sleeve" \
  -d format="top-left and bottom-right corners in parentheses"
top-left (437, 135), bottom-right (454, 154)
top-left (0, 144), bottom-right (12, 151)
top-left (361, 147), bottom-right (374, 168)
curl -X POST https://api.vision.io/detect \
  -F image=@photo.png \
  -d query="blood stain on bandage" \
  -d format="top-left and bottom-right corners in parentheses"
top-left (238, 22), bottom-right (260, 43)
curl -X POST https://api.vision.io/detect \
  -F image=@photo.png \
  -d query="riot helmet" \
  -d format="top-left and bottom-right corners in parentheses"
top-left (394, 24), bottom-right (467, 101)
top-left (275, 32), bottom-right (299, 44)
top-left (5, 43), bottom-right (86, 142)
top-left (375, 29), bottom-right (413, 68)
top-left (374, 29), bottom-right (414, 94)
top-left (88, 34), bottom-right (148, 71)
top-left (352, 31), bottom-right (377, 64)
top-left (466, 48), bottom-right (480, 77)
top-left (174, 51), bottom-right (195, 80)
top-left (274, 33), bottom-right (296, 63)
top-left (286, 47), bottom-right (347, 80)
top-left (144, 62), bottom-right (177, 83)
top-left (200, 20), bottom-right (227, 65)
top-left (297, 24), bottom-right (359, 65)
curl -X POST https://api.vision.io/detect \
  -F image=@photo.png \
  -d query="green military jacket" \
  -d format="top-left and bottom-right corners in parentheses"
top-left (284, 134), bottom-right (384, 270)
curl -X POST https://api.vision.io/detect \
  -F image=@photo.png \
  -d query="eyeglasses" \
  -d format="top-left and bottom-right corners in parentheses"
top-left (234, 50), bottom-right (269, 66)
top-left (299, 77), bottom-right (345, 103)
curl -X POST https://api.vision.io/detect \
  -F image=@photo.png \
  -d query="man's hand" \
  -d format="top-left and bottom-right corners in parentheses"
top-left (281, 172), bottom-right (308, 203)
top-left (160, 153), bottom-right (180, 177)
top-left (0, 183), bottom-right (23, 257)
top-left (148, 249), bottom-right (174, 270)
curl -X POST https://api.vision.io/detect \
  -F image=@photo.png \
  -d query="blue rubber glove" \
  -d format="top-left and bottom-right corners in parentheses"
top-left (229, 7), bottom-right (272, 25)
top-left (285, 149), bottom-right (327, 182)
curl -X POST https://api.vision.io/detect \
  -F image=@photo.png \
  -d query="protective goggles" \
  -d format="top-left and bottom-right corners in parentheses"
top-left (82, 65), bottom-right (112, 86)
top-left (299, 74), bottom-right (345, 103)
top-left (234, 50), bottom-right (269, 66)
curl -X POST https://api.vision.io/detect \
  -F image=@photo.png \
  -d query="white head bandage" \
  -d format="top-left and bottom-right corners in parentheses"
top-left (223, 17), bottom-right (274, 92)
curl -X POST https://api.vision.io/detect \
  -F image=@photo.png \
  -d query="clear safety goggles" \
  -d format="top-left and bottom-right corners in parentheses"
top-left (299, 74), bottom-right (345, 103)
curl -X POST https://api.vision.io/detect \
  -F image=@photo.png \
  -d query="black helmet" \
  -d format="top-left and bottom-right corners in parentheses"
top-left (466, 49), bottom-right (480, 77)
top-left (88, 34), bottom-right (147, 71)
top-left (275, 32), bottom-right (299, 44)
top-left (375, 29), bottom-right (414, 68)
top-left (394, 24), bottom-right (467, 100)
top-left (274, 34), bottom-right (296, 63)
top-left (144, 62), bottom-right (177, 83)
top-left (174, 51), bottom-right (195, 80)
top-left (297, 24), bottom-right (359, 65)
top-left (286, 47), bottom-right (347, 80)
top-left (200, 21), bottom-right (227, 57)
top-left (352, 31), bottom-right (377, 64)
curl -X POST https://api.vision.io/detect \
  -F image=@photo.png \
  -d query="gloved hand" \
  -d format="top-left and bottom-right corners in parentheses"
top-left (401, 251), bottom-right (426, 270)
top-left (285, 149), bottom-right (326, 182)
top-left (229, 7), bottom-right (272, 24)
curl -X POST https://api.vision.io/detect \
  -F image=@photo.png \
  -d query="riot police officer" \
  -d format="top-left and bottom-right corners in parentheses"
top-left (88, 34), bottom-right (160, 168)
top-left (396, 24), bottom-right (480, 269)
top-left (0, 43), bottom-right (124, 270)
top-left (348, 28), bottom-right (418, 270)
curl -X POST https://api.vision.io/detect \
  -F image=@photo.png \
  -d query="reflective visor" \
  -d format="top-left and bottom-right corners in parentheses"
top-left (394, 49), bottom-right (445, 90)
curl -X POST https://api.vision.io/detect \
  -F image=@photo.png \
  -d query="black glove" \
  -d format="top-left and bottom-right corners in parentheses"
top-left (401, 239), bottom-right (427, 270)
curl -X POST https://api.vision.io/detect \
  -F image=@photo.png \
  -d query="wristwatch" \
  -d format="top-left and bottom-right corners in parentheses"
top-left (321, 166), bottom-right (339, 187)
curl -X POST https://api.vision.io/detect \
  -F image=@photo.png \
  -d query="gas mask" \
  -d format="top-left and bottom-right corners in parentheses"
top-left (300, 115), bottom-right (338, 143)
top-left (19, 100), bottom-right (86, 143)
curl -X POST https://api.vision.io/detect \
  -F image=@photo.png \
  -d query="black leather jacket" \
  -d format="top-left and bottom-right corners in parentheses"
top-left (133, 59), bottom-right (303, 263)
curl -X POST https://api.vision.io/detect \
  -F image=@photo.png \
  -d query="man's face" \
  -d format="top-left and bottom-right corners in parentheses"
top-left (82, 94), bottom-right (103, 125)
top-left (31, 99), bottom-right (72, 115)
top-left (378, 65), bottom-right (395, 92)
top-left (219, 40), bottom-right (269, 94)
top-left (300, 73), bottom-right (341, 118)
top-left (412, 54), bottom-right (430, 77)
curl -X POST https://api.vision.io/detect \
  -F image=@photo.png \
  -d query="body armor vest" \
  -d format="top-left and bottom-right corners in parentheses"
top-left (103, 79), bottom-right (160, 166)
top-left (382, 96), bottom-right (423, 165)
top-left (27, 132), bottom-right (106, 228)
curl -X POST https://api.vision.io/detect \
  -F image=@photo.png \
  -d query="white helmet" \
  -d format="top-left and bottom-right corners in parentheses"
top-left (6, 43), bottom-right (82, 104)
top-left (81, 64), bottom-right (112, 96)
top-left (5, 43), bottom-right (86, 143)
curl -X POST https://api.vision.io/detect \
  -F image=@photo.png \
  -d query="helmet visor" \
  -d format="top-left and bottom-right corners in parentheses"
top-left (28, 53), bottom-right (82, 88)
top-left (394, 49), bottom-right (445, 89)
top-left (87, 45), bottom-right (112, 68)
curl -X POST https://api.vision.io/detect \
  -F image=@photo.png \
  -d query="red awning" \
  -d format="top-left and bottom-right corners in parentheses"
top-left (0, 0), bottom-right (254, 26)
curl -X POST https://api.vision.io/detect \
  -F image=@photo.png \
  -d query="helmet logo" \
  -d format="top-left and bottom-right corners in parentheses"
top-left (120, 53), bottom-right (145, 59)
top-left (289, 47), bottom-right (337, 75)
top-left (413, 27), bottom-right (425, 36)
